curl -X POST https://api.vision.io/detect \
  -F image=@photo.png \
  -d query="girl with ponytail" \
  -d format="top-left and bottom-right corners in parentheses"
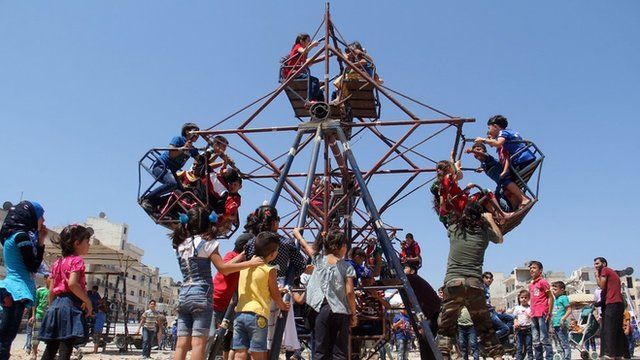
top-left (170, 207), bottom-right (262, 360)
top-left (291, 227), bottom-right (357, 359)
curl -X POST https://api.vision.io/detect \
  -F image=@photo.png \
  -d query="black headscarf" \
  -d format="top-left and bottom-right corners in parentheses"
top-left (0, 201), bottom-right (41, 245)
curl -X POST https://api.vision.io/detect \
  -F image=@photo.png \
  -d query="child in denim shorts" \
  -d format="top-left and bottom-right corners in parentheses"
top-left (171, 207), bottom-right (263, 360)
top-left (233, 231), bottom-right (290, 360)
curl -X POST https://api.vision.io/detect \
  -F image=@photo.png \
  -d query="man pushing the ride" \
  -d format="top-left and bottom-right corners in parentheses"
top-left (436, 201), bottom-right (505, 360)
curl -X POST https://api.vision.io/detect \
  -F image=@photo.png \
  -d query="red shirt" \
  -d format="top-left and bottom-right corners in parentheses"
top-left (439, 174), bottom-right (467, 215)
top-left (283, 43), bottom-right (306, 79)
top-left (212, 250), bottom-right (240, 312)
top-left (400, 242), bottom-right (421, 260)
top-left (528, 277), bottom-right (550, 318)
top-left (599, 267), bottom-right (623, 304)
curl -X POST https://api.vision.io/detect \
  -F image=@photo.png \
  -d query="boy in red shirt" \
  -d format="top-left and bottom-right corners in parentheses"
top-left (528, 261), bottom-right (553, 360)
top-left (212, 233), bottom-right (253, 360)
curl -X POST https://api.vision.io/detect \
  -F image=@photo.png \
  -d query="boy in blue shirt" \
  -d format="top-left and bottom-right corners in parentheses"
top-left (393, 310), bottom-right (411, 360)
top-left (466, 142), bottom-right (530, 210)
top-left (475, 115), bottom-right (536, 173)
top-left (551, 281), bottom-right (572, 360)
top-left (141, 123), bottom-right (200, 212)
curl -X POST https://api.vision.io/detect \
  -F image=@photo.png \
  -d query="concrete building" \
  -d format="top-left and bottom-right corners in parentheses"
top-left (486, 271), bottom-right (507, 310)
top-left (502, 263), bottom-right (566, 309)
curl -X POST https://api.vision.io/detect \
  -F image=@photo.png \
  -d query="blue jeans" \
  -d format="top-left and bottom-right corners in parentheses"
top-left (490, 311), bottom-right (510, 339)
top-left (515, 326), bottom-right (533, 360)
top-left (145, 163), bottom-right (178, 206)
top-left (232, 312), bottom-right (268, 352)
top-left (0, 291), bottom-right (27, 360)
top-left (396, 338), bottom-right (409, 360)
top-left (177, 284), bottom-right (213, 337)
top-left (530, 317), bottom-right (553, 360)
top-left (297, 73), bottom-right (323, 102)
top-left (457, 325), bottom-right (479, 360)
top-left (23, 322), bottom-right (33, 352)
top-left (142, 327), bottom-right (155, 358)
top-left (553, 326), bottom-right (570, 360)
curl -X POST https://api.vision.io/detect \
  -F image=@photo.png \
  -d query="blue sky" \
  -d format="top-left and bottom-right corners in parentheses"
top-left (1, 1), bottom-right (639, 285)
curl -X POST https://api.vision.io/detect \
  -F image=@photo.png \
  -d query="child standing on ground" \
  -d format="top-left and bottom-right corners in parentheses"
top-left (293, 228), bottom-right (357, 360)
top-left (513, 289), bottom-right (533, 360)
top-left (29, 274), bottom-right (51, 360)
top-left (393, 309), bottom-right (412, 360)
top-left (137, 300), bottom-right (159, 359)
top-left (551, 281), bottom-right (572, 360)
top-left (171, 207), bottom-right (262, 360)
top-left (232, 231), bottom-right (290, 360)
top-left (457, 307), bottom-right (479, 360)
top-left (39, 225), bottom-right (93, 360)
top-left (528, 261), bottom-right (553, 360)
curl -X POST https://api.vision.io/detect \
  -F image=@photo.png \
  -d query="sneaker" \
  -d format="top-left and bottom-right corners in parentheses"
top-left (140, 199), bottom-right (155, 213)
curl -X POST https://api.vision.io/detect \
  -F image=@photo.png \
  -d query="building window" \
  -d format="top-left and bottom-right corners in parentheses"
top-left (132, 275), bottom-right (137, 281)
top-left (627, 277), bottom-right (633, 289)
top-left (581, 272), bottom-right (590, 281)
top-left (585, 290), bottom-right (590, 294)
top-left (130, 291), bottom-right (134, 296)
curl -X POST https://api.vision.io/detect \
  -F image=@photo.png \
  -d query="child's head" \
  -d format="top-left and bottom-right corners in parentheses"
top-left (254, 231), bottom-right (280, 262)
top-left (487, 115), bottom-right (508, 137)
top-left (181, 122), bottom-right (200, 141)
top-left (170, 207), bottom-right (215, 248)
top-left (482, 272), bottom-right (494, 286)
top-left (551, 281), bottom-right (566, 296)
top-left (244, 205), bottom-right (279, 235)
top-left (234, 232), bottom-right (253, 253)
top-left (315, 229), bottom-right (347, 257)
top-left (213, 135), bottom-right (228, 154)
top-left (569, 318), bottom-right (577, 327)
top-left (221, 168), bottom-right (242, 194)
top-left (348, 247), bottom-right (366, 265)
top-left (404, 265), bottom-right (416, 275)
top-left (294, 33), bottom-right (311, 46)
top-left (471, 143), bottom-right (487, 160)
top-left (529, 261), bottom-right (543, 279)
top-left (436, 160), bottom-right (453, 180)
top-left (44, 274), bottom-right (51, 287)
top-left (56, 224), bottom-right (93, 257)
top-left (518, 289), bottom-right (530, 306)
top-left (148, 299), bottom-right (156, 310)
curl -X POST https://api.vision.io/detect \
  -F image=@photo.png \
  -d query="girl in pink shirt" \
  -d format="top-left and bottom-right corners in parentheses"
top-left (39, 225), bottom-right (93, 360)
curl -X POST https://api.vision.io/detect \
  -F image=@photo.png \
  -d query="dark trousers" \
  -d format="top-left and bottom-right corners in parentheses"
top-left (515, 326), bottom-right (533, 360)
top-left (145, 164), bottom-right (178, 206)
top-left (457, 325), bottom-right (479, 360)
top-left (41, 339), bottom-right (76, 360)
top-left (600, 303), bottom-right (629, 358)
top-left (437, 280), bottom-right (503, 359)
top-left (142, 327), bottom-right (156, 358)
top-left (313, 304), bottom-right (349, 360)
top-left (0, 290), bottom-right (27, 360)
top-left (490, 311), bottom-right (510, 339)
top-left (298, 74), bottom-right (323, 102)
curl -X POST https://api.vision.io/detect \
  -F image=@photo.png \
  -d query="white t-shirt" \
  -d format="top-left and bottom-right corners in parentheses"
top-left (177, 236), bottom-right (219, 261)
top-left (513, 305), bottom-right (532, 327)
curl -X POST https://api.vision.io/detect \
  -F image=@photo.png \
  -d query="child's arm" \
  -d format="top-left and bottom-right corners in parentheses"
top-left (292, 227), bottom-right (315, 257)
top-left (136, 312), bottom-right (146, 334)
top-left (346, 276), bottom-right (358, 327)
top-left (454, 161), bottom-right (464, 180)
top-left (29, 301), bottom-right (36, 325)
top-left (68, 271), bottom-right (93, 317)
top-left (476, 136), bottom-right (506, 149)
top-left (546, 289), bottom-right (554, 321)
top-left (268, 268), bottom-right (289, 311)
top-left (210, 249), bottom-right (264, 276)
top-left (500, 155), bottom-right (510, 178)
top-left (561, 304), bottom-right (573, 327)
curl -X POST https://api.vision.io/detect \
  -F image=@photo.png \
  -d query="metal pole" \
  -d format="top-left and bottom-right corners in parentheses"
top-left (333, 126), bottom-right (441, 360)
top-left (269, 130), bottom-right (304, 206)
top-left (297, 125), bottom-right (323, 229)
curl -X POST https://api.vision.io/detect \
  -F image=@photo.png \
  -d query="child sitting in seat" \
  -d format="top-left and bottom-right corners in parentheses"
top-left (466, 142), bottom-right (530, 210)
top-left (141, 123), bottom-right (200, 214)
top-left (475, 115), bottom-right (536, 174)
top-left (208, 168), bottom-right (242, 234)
top-left (435, 160), bottom-right (512, 225)
top-left (344, 42), bottom-right (382, 83)
top-left (206, 135), bottom-right (233, 173)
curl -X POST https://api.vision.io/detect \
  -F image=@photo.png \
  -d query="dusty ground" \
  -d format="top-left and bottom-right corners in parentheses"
top-left (10, 334), bottom-right (639, 359)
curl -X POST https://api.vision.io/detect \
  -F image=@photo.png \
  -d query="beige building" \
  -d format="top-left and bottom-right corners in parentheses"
top-left (502, 263), bottom-right (566, 309)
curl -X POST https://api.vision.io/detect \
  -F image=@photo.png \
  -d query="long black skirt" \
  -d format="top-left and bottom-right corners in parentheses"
top-left (600, 302), bottom-right (629, 358)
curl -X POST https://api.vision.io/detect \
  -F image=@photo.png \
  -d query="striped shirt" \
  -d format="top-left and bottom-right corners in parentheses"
top-left (142, 309), bottom-right (158, 330)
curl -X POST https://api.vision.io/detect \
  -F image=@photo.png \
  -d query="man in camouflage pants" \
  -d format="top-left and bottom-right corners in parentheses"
top-left (437, 202), bottom-right (504, 360)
